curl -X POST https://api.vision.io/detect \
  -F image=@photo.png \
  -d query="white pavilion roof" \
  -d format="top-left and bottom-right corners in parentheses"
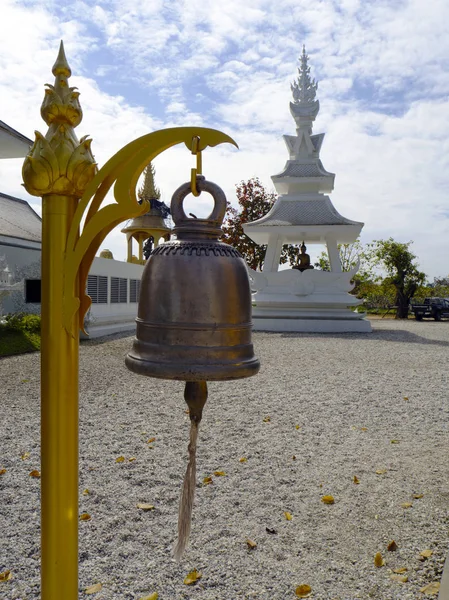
top-left (245, 197), bottom-right (363, 228)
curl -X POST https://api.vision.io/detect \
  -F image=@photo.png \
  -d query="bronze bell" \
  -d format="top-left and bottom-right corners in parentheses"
top-left (125, 175), bottom-right (260, 381)
top-left (125, 175), bottom-right (259, 560)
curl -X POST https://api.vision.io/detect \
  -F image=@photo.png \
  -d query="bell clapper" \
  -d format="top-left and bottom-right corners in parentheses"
top-left (173, 381), bottom-right (208, 561)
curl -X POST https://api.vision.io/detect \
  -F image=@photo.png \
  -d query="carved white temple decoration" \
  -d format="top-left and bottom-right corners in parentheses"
top-left (243, 46), bottom-right (371, 332)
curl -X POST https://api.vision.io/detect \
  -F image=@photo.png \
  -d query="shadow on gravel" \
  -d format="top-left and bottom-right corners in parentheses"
top-left (279, 329), bottom-right (449, 347)
top-left (80, 331), bottom-right (135, 346)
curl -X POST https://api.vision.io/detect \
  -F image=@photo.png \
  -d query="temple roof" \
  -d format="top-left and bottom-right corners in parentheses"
top-left (0, 193), bottom-right (42, 242)
top-left (273, 160), bottom-right (333, 179)
top-left (0, 120), bottom-right (33, 159)
top-left (245, 198), bottom-right (363, 228)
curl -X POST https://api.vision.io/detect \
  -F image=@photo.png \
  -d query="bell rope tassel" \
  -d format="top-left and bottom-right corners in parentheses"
top-left (173, 381), bottom-right (208, 561)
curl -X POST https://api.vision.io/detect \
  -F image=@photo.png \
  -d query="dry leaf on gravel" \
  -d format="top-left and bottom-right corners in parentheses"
top-left (376, 469), bottom-right (387, 475)
top-left (360, 427), bottom-right (368, 431)
top-left (321, 495), bottom-right (335, 504)
top-left (0, 570), bottom-right (12, 582)
top-left (203, 476), bottom-right (213, 485)
top-left (115, 456), bottom-right (125, 463)
top-left (387, 540), bottom-right (398, 551)
top-left (214, 471), bottom-right (226, 476)
top-left (21, 452), bottom-right (30, 460)
top-left (390, 574), bottom-right (408, 583)
top-left (353, 476), bottom-right (360, 484)
top-left (391, 439), bottom-right (400, 444)
top-left (419, 582), bottom-right (440, 595)
top-left (284, 511), bottom-right (292, 521)
top-left (246, 539), bottom-right (257, 549)
top-left (420, 549), bottom-right (433, 558)
top-left (393, 568), bottom-right (408, 574)
top-left (184, 569), bottom-right (201, 585)
top-left (138, 594), bottom-right (158, 600)
top-left (83, 489), bottom-right (89, 495)
top-left (239, 457), bottom-right (247, 463)
top-left (295, 584), bottom-right (312, 597)
top-left (137, 504), bottom-right (155, 511)
top-left (263, 416), bottom-right (271, 422)
top-left (147, 437), bottom-right (156, 443)
top-left (129, 457), bottom-right (136, 462)
top-left (0, 469), bottom-right (6, 476)
top-left (413, 493), bottom-right (424, 499)
top-left (80, 513), bottom-right (91, 521)
top-left (29, 470), bottom-right (40, 478)
top-left (295, 424), bottom-right (301, 430)
top-left (403, 396), bottom-right (409, 401)
top-left (85, 582), bottom-right (102, 594)
top-left (401, 502), bottom-right (413, 509)
top-left (374, 552), bottom-right (385, 567)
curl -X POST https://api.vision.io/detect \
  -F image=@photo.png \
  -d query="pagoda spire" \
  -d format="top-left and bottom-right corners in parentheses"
top-left (291, 45), bottom-right (318, 105)
top-left (138, 162), bottom-right (160, 202)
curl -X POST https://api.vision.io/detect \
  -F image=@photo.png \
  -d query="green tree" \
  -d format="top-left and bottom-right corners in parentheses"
top-left (314, 238), bottom-right (365, 272)
top-left (365, 238), bottom-right (426, 319)
top-left (221, 178), bottom-right (300, 270)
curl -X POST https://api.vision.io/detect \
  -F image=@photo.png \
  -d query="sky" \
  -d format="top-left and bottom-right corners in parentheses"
top-left (0, 0), bottom-right (448, 278)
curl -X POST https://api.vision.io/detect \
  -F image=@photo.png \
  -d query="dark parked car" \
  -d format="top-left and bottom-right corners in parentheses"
top-left (410, 298), bottom-right (449, 321)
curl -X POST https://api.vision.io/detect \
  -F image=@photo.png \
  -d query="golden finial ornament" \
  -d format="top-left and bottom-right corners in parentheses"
top-left (22, 40), bottom-right (97, 197)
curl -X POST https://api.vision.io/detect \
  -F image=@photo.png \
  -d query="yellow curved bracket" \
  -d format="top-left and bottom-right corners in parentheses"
top-left (62, 126), bottom-right (238, 335)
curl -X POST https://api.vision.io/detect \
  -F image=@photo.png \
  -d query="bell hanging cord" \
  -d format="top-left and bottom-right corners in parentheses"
top-left (173, 381), bottom-right (208, 561)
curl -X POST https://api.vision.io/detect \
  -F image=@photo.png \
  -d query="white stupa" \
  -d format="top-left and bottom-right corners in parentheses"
top-left (243, 46), bottom-right (371, 333)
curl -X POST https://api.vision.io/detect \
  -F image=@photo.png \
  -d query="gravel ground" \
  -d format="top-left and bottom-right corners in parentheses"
top-left (1, 319), bottom-right (448, 600)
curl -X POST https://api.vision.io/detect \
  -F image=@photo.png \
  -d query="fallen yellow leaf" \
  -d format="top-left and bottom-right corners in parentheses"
top-left (85, 582), bottom-right (102, 594)
top-left (129, 457), bottom-right (136, 462)
top-left (413, 493), bottom-right (424, 499)
top-left (138, 594), bottom-right (158, 600)
top-left (214, 471), bottom-right (226, 477)
top-left (147, 437), bottom-right (156, 444)
top-left (137, 504), bottom-right (155, 511)
top-left (284, 511), bottom-right (292, 521)
top-left (80, 513), bottom-right (91, 521)
top-left (420, 549), bottom-right (433, 558)
top-left (0, 469), bottom-right (6, 476)
top-left (263, 416), bottom-right (271, 422)
top-left (295, 424), bottom-right (300, 430)
top-left (246, 539), bottom-right (257, 549)
top-left (360, 427), bottom-right (368, 432)
top-left (393, 567), bottom-right (408, 574)
top-left (403, 396), bottom-right (409, 401)
top-left (21, 452), bottom-right (30, 460)
top-left (83, 489), bottom-right (90, 495)
top-left (295, 584), bottom-right (312, 597)
top-left (390, 574), bottom-right (408, 583)
top-left (419, 582), bottom-right (440, 594)
top-left (374, 552), bottom-right (385, 567)
top-left (29, 470), bottom-right (40, 478)
top-left (353, 476), bottom-right (360, 484)
top-left (0, 570), bottom-right (12, 582)
top-left (401, 502), bottom-right (413, 509)
top-left (203, 476), bottom-right (213, 485)
top-left (184, 569), bottom-right (201, 585)
top-left (391, 439), bottom-right (400, 444)
top-left (321, 495), bottom-right (335, 505)
top-left (239, 457), bottom-right (248, 463)
top-left (376, 469), bottom-right (387, 475)
top-left (387, 540), bottom-right (398, 551)
top-left (292, 455), bottom-right (296, 460)
top-left (115, 456), bottom-right (125, 463)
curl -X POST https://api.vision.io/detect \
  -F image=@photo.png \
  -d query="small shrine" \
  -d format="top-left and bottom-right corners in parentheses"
top-left (243, 47), bottom-right (371, 332)
top-left (121, 163), bottom-right (171, 264)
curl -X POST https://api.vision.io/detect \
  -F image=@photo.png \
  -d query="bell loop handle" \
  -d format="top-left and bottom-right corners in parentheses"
top-left (190, 136), bottom-right (203, 197)
top-left (171, 176), bottom-right (227, 239)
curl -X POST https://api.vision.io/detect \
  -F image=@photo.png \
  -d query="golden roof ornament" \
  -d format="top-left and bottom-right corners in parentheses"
top-left (22, 40), bottom-right (97, 197)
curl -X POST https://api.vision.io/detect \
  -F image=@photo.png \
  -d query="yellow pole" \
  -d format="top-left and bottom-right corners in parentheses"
top-left (22, 42), bottom-right (97, 600)
top-left (41, 194), bottom-right (79, 599)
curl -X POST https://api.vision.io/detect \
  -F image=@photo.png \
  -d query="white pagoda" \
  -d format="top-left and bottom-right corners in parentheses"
top-left (243, 47), bottom-right (371, 332)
